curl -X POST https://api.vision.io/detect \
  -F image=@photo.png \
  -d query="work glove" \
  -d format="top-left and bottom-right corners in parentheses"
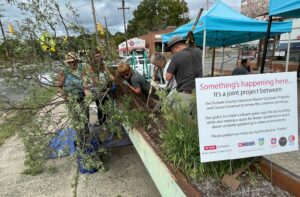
top-left (150, 80), bottom-right (160, 90)
top-left (122, 80), bottom-right (129, 86)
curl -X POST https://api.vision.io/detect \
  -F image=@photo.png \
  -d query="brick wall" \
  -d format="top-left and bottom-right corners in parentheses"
top-left (138, 26), bottom-right (176, 57)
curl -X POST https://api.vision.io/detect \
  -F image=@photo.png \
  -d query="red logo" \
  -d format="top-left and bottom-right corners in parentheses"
top-left (204, 145), bottom-right (217, 150)
top-left (288, 135), bottom-right (295, 142)
top-left (271, 138), bottom-right (277, 145)
top-left (129, 40), bottom-right (134, 46)
top-left (238, 143), bottom-right (244, 147)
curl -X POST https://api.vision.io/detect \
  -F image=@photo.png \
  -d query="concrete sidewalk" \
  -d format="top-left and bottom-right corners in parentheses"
top-left (0, 99), bottom-right (160, 197)
top-left (0, 135), bottom-right (160, 197)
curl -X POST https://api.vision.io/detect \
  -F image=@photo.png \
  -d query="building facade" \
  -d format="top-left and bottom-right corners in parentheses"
top-left (241, 0), bottom-right (269, 18)
top-left (138, 26), bottom-right (176, 57)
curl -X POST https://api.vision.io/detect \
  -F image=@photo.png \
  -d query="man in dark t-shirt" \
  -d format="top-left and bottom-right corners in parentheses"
top-left (166, 36), bottom-right (203, 93)
top-left (232, 58), bottom-right (249, 75)
top-left (165, 36), bottom-right (203, 111)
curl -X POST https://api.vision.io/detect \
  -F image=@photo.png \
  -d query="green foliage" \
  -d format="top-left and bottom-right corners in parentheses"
top-left (127, 0), bottom-right (190, 37)
top-left (0, 120), bottom-right (16, 146)
top-left (0, 86), bottom-right (56, 175)
top-left (113, 32), bottom-right (126, 47)
top-left (0, 0), bottom-right (114, 176)
top-left (158, 91), bottom-right (252, 180)
top-left (103, 95), bottom-right (148, 131)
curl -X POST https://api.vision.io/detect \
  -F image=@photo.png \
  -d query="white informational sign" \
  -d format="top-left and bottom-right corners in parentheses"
top-left (118, 37), bottom-right (145, 50)
top-left (118, 38), bottom-right (146, 57)
top-left (196, 72), bottom-right (299, 163)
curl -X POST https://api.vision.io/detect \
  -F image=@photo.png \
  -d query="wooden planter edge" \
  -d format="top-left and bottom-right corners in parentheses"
top-left (127, 126), bottom-right (201, 197)
top-left (259, 157), bottom-right (300, 197)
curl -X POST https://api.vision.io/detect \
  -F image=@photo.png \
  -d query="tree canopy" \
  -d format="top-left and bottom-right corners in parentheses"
top-left (127, 0), bottom-right (189, 38)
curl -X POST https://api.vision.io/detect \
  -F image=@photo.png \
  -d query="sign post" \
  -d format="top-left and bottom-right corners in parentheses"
top-left (196, 72), bottom-right (298, 162)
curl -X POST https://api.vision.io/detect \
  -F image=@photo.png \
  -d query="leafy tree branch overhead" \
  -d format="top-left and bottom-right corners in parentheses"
top-left (127, 0), bottom-right (190, 38)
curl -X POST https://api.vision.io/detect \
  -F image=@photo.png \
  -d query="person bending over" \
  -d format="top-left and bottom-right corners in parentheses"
top-left (117, 63), bottom-right (150, 97)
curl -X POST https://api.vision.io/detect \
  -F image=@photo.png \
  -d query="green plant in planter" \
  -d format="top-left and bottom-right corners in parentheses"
top-left (102, 95), bottom-right (148, 134)
top-left (157, 90), bottom-right (252, 180)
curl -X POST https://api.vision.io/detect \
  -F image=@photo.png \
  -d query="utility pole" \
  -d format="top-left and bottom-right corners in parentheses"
top-left (118, 0), bottom-right (130, 56)
top-left (206, 0), bottom-right (209, 10)
top-left (91, 0), bottom-right (100, 46)
top-left (0, 15), bottom-right (9, 58)
top-left (104, 16), bottom-right (111, 60)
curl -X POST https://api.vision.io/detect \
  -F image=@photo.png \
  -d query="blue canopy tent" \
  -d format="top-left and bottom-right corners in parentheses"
top-left (269, 0), bottom-right (300, 18)
top-left (261, 0), bottom-right (300, 73)
top-left (162, 0), bottom-right (292, 75)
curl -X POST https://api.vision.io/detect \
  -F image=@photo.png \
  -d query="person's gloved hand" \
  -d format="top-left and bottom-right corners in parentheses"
top-left (150, 80), bottom-right (160, 90)
top-left (122, 80), bottom-right (129, 86)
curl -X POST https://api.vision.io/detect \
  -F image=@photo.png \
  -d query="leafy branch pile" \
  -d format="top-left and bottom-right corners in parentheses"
top-left (0, 0), bottom-right (117, 175)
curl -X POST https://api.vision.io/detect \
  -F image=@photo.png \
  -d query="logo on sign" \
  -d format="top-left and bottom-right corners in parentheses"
top-left (279, 137), bottom-right (287, 147)
top-left (288, 135), bottom-right (295, 142)
top-left (238, 141), bottom-right (255, 147)
top-left (129, 40), bottom-right (134, 46)
top-left (288, 135), bottom-right (295, 146)
top-left (258, 138), bottom-right (264, 146)
top-left (204, 145), bottom-right (217, 150)
top-left (271, 138), bottom-right (277, 145)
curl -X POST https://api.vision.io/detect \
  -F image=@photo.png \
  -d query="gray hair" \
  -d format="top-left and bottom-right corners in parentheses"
top-left (150, 52), bottom-right (166, 65)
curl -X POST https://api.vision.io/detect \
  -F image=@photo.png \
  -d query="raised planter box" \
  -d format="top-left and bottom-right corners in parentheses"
top-left (127, 126), bottom-right (300, 197)
top-left (127, 126), bottom-right (200, 197)
top-left (259, 158), bottom-right (300, 197)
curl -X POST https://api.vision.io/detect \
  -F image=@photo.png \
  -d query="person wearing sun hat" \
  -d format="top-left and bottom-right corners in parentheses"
top-left (165, 35), bottom-right (203, 111)
top-left (57, 52), bottom-right (93, 144)
top-left (57, 52), bottom-right (91, 99)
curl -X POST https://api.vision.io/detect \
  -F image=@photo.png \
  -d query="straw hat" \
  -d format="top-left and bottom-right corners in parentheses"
top-left (64, 52), bottom-right (78, 63)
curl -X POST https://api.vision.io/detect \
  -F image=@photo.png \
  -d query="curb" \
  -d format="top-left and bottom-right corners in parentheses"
top-left (259, 157), bottom-right (300, 197)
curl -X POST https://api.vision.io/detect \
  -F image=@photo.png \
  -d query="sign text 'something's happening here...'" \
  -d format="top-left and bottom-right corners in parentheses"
top-left (196, 72), bottom-right (298, 162)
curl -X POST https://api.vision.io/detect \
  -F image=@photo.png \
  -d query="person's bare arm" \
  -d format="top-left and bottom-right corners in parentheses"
top-left (122, 80), bottom-right (142, 94)
top-left (165, 72), bottom-right (174, 81)
top-left (128, 85), bottom-right (142, 94)
top-left (88, 65), bottom-right (100, 86)
top-left (81, 65), bottom-right (91, 97)
top-left (56, 71), bottom-right (67, 100)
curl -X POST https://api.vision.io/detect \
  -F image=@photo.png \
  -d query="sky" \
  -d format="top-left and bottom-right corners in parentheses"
top-left (1, 0), bottom-right (241, 35)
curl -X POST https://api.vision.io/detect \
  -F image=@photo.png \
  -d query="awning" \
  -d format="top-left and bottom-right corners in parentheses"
top-left (269, 0), bottom-right (300, 18)
top-left (162, 0), bottom-right (292, 47)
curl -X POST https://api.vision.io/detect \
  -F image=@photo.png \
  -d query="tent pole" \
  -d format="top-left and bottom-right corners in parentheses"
top-left (261, 16), bottom-right (273, 73)
top-left (202, 29), bottom-right (206, 76)
top-left (285, 32), bottom-right (291, 72)
top-left (236, 45), bottom-right (241, 66)
top-left (162, 42), bottom-right (164, 54)
top-left (211, 47), bottom-right (216, 76)
top-left (220, 46), bottom-right (225, 75)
